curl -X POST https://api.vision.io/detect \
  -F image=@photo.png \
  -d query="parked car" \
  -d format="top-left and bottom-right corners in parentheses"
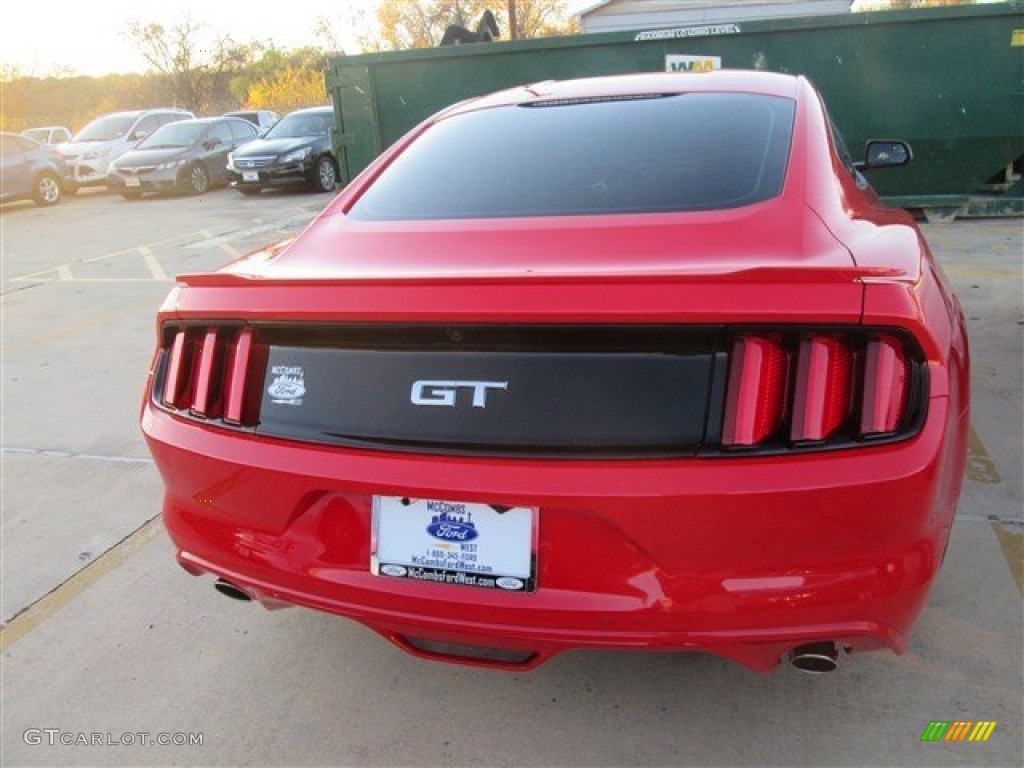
top-left (107, 117), bottom-right (260, 198)
top-left (20, 126), bottom-right (72, 145)
top-left (0, 132), bottom-right (71, 206)
top-left (223, 109), bottom-right (279, 133)
top-left (57, 108), bottom-right (194, 190)
top-left (142, 72), bottom-right (969, 674)
top-left (225, 106), bottom-right (337, 194)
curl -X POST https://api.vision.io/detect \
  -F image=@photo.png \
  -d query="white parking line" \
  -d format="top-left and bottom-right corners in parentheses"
top-left (2, 446), bottom-right (154, 465)
top-left (140, 247), bottom-right (168, 281)
top-left (0, 515), bottom-right (162, 650)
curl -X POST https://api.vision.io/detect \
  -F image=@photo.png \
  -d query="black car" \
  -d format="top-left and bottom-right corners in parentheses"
top-left (226, 106), bottom-right (338, 195)
top-left (107, 117), bottom-right (260, 198)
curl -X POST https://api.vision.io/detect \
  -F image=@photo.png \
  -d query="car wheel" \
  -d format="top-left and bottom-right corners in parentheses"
top-left (32, 172), bottom-right (62, 206)
top-left (185, 164), bottom-right (210, 195)
top-left (237, 186), bottom-right (262, 196)
top-left (311, 156), bottom-right (337, 193)
top-left (121, 190), bottom-right (143, 200)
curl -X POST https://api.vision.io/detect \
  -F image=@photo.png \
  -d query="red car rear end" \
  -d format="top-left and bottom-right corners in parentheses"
top-left (141, 71), bottom-right (969, 672)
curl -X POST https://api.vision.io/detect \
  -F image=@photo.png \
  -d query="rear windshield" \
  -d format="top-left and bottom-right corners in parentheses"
top-left (349, 93), bottom-right (795, 220)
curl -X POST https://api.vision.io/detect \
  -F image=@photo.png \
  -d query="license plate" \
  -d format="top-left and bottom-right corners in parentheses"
top-left (372, 497), bottom-right (536, 592)
top-left (242, 171), bottom-right (259, 182)
top-left (125, 176), bottom-right (140, 187)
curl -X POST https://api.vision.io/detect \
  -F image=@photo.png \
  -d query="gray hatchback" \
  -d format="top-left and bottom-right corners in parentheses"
top-left (107, 117), bottom-right (260, 198)
top-left (0, 132), bottom-right (71, 206)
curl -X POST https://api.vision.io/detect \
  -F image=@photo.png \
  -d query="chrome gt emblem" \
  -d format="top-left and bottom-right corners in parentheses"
top-left (411, 380), bottom-right (508, 408)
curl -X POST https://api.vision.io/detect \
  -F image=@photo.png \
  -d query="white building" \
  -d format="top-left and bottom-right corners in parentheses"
top-left (577, 0), bottom-right (854, 34)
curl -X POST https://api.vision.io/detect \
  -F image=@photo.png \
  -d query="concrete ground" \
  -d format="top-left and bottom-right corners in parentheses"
top-left (1, 187), bottom-right (1021, 767)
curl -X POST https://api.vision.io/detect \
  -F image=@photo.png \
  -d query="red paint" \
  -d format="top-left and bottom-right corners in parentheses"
top-left (723, 336), bottom-right (789, 447)
top-left (790, 336), bottom-right (853, 442)
top-left (141, 72), bottom-right (969, 671)
top-left (861, 336), bottom-right (909, 435)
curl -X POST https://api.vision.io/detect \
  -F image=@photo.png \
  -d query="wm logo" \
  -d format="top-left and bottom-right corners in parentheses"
top-left (921, 721), bottom-right (997, 742)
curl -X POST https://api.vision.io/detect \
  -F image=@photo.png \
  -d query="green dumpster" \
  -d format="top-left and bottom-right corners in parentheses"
top-left (327, 2), bottom-right (1024, 216)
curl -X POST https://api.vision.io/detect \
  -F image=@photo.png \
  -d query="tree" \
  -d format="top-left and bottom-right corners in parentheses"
top-left (246, 66), bottom-right (328, 112)
top-left (236, 46), bottom-right (330, 113)
top-left (508, 0), bottom-right (578, 39)
top-left (370, 0), bottom-right (576, 50)
top-left (124, 17), bottom-right (255, 113)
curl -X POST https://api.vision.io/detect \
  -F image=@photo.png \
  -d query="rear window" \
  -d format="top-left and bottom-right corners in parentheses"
top-left (349, 92), bottom-right (795, 221)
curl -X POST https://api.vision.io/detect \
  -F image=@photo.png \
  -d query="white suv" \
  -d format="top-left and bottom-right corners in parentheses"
top-left (59, 108), bottom-right (194, 190)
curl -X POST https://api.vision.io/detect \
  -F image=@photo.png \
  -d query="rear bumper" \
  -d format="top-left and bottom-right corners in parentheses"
top-left (143, 394), bottom-right (962, 671)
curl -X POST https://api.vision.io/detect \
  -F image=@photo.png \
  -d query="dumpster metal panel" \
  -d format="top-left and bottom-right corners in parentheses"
top-left (326, 2), bottom-right (1024, 210)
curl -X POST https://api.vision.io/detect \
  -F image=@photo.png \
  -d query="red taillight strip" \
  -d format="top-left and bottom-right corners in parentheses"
top-left (790, 336), bottom-right (853, 442)
top-left (161, 330), bottom-right (188, 408)
top-left (722, 336), bottom-right (789, 447)
top-left (224, 328), bottom-right (253, 424)
top-left (190, 329), bottom-right (220, 416)
top-left (861, 336), bottom-right (908, 435)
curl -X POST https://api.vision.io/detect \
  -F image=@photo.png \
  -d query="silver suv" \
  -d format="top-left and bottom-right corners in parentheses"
top-left (58, 108), bottom-right (194, 190)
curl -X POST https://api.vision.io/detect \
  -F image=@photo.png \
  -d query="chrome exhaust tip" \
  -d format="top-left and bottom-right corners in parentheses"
top-left (214, 579), bottom-right (252, 602)
top-left (789, 642), bottom-right (839, 674)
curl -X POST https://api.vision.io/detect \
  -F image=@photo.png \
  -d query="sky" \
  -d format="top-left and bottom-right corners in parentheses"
top-left (1, 0), bottom-right (594, 78)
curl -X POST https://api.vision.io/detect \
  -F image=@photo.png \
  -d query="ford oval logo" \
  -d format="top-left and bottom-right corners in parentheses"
top-left (426, 504), bottom-right (479, 542)
top-left (426, 521), bottom-right (479, 542)
top-left (496, 577), bottom-right (524, 591)
top-left (380, 564), bottom-right (407, 577)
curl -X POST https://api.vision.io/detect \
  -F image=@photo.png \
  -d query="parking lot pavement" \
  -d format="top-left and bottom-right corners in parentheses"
top-left (1, 191), bottom-right (1021, 767)
top-left (1, 187), bottom-right (326, 623)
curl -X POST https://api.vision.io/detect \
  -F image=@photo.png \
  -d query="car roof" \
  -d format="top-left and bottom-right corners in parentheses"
top-left (284, 106), bottom-right (333, 116)
top-left (2, 131), bottom-right (43, 146)
top-left (104, 108), bottom-right (190, 118)
top-left (101, 110), bottom-right (145, 119)
top-left (181, 116), bottom-right (251, 125)
top-left (450, 70), bottom-right (802, 116)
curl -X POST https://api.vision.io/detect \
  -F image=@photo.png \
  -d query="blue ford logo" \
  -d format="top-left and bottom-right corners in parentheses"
top-left (426, 503), bottom-right (479, 542)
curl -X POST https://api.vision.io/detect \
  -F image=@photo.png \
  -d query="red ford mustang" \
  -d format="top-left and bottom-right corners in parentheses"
top-left (141, 71), bottom-right (969, 673)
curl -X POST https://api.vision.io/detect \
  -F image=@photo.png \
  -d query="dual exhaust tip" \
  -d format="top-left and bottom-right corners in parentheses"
top-left (214, 579), bottom-right (252, 602)
top-left (211, 579), bottom-right (842, 674)
top-left (788, 641), bottom-right (840, 674)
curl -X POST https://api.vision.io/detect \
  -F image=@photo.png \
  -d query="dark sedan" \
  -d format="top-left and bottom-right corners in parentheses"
top-left (0, 132), bottom-right (71, 206)
top-left (226, 106), bottom-right (338, 195)
top-left (107, 117), bottom-right (259, 198)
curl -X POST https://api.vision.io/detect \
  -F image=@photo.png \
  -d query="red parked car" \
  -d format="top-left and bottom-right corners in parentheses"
top-left (142, 71), bottom-right (969, 674)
